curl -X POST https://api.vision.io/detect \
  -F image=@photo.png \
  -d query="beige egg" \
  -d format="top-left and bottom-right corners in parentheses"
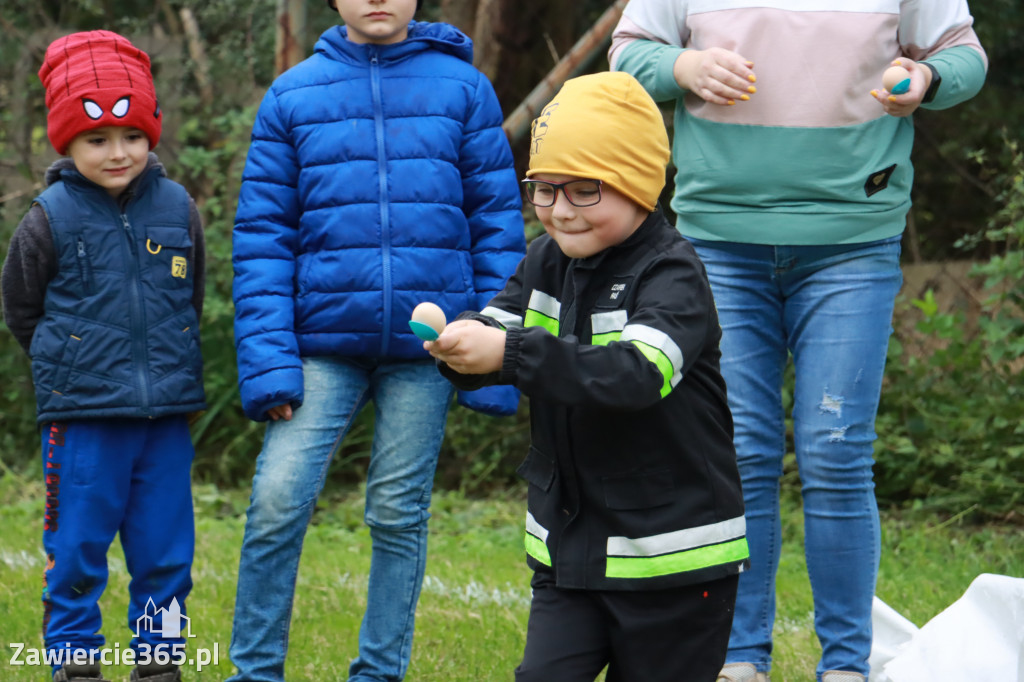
top-left (883, 65), bottom-right (911, 92)
top-left (411, 302), bottom-right (447, 334)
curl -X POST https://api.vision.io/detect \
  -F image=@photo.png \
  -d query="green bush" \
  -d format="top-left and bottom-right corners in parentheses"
top-left (873, 132), bottom-right (1024, 520)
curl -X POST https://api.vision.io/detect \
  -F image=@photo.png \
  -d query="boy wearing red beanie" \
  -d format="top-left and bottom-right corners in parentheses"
top-left (1, 30), bottom-right (206, 682)
top-left (427, 71), bottom-right (748, 682)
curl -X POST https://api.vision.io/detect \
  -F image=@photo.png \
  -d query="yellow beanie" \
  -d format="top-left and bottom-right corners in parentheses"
top-left (527, 71), bottom-right (670, 212)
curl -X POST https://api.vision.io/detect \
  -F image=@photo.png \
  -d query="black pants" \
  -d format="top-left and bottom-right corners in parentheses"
top-left (515, 573), bottom-right (738, 682)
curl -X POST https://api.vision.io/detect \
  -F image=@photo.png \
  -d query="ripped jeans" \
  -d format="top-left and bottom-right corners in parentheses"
top-left (690, 236), bottom-right (902, 680)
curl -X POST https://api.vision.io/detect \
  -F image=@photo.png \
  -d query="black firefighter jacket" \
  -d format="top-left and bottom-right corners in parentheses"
top-left (441, 210), bottom-right (749, 591)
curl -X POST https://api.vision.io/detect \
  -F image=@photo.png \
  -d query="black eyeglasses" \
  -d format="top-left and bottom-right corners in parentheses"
top-left (521, 179), bottom-right (603, 207)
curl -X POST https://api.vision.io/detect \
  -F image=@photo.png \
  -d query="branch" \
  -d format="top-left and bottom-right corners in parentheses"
top-left (0, 183), bottom-right (44, 206)
top-left (179, 7), bottom-right (214, 107)
top-left (914, 119), bottom-right (996, 199)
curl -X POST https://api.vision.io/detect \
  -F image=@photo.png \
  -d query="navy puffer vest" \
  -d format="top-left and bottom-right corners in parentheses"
top-left (31, 167), bottom-right (206, 422)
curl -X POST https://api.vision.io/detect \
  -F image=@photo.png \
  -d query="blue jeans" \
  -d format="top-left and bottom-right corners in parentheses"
top-left (228, 357), bottom-right (454, 682)
top-left (690, 237), bottom-right (902, 680)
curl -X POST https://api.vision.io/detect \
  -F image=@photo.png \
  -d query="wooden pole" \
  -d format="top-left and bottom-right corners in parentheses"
top-left (275, 0), bottom-right (308, 75)
top-left (502, 0), bottom-right (628, 144)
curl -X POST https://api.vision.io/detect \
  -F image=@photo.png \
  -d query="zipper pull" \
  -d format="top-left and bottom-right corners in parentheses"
top-left (76, 237), bottom-right (94, 294)
top-left (121, 214), bottom-right (131, 230)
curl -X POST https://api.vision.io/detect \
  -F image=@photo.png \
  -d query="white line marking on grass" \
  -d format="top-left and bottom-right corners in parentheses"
top-left (0, 549), bottom-right (44, 570)
top-left (421, 576), bottom-right (530, 608)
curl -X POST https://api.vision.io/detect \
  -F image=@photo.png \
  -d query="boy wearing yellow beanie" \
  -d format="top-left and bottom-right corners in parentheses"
top-left (427, 71), bottom-right (748, 682)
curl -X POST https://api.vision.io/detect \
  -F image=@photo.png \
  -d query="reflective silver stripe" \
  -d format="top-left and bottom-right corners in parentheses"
top-left (591, 309), bottom-right (628, 335)
top-left (526, 511), bottom-right (549, 542)
top-left (528, 290), bottom-right (561, 320)
top-left (606, 516), bottom-right (746, 557)
top-left (481, 306), bottom-right (523, 329)
top-left (620, 323), bottom-right (683, 389)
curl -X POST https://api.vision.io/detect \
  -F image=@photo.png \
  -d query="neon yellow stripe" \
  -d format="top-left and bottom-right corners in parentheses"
top-left (524, 310), bottom-right (558, 336)
top-left (606, 538), bottom-right (750, 579)
top-left (592, 331), bottom-right (620, 346)
top-left (631, 340), bottom-right (674, 398)
top-left (525, 533), bottom-right (551, 566)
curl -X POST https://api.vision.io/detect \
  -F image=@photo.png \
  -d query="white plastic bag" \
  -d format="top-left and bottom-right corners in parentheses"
top-left (869, 596), bottom-right (919, 682)
top-left (871, 573), bottom-right (1024, 682)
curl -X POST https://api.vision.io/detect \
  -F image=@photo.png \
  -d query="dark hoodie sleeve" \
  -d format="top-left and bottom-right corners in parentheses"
top-left (187, 196), bottom-right (205, 322)
top-left (2, 204), bottom-right (57, 354)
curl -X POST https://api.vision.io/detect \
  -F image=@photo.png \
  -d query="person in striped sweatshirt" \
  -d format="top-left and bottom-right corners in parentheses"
top-left (610, 3), bottom-right (987, 681)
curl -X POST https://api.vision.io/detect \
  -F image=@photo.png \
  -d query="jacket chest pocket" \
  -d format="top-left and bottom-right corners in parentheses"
top-left (588, 274), bottom-right (633, 343)
top-left (517, 446), bottom-right (556, 493)
top-left (144, 225), bottom-right (192, 288)
top-left (62, 225), bottom-right (115, 296)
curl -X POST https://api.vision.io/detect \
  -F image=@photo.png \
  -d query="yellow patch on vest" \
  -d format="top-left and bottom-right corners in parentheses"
top-left (172, 256), bottom-right (187, 279)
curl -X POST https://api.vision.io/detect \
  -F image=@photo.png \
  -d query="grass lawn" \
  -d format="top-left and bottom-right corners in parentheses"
top-left (0, 473), bottom-right (1020, 681)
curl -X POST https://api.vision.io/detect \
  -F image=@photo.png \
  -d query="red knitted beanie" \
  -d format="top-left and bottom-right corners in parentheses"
top-left (39, 30), bottom-right (162, 155)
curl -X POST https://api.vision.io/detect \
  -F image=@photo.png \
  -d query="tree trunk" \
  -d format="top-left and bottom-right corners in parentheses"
top-left (439, 0), bottom-right (477, 36)
top-left (472, 0), bottom-right (501, 80)
top-left (275, 0), bottom-right (307, 75)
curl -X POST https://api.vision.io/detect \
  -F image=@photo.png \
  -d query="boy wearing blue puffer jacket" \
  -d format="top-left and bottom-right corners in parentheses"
top-left (227, 1), bottom-right (525, 681)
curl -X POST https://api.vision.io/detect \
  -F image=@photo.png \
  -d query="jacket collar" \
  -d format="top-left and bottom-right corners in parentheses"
top-left (45, 152), bottom-right (166, 207)
top-left (574, 209), bottom-right (664, 271)
top-left (314, 20), bottom-right (473, 65)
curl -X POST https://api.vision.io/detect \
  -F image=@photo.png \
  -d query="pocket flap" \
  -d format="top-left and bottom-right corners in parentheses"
top-left (146, 225), bottom-right (192, 249)
top-left (516, 446), bottom-right (555, 492)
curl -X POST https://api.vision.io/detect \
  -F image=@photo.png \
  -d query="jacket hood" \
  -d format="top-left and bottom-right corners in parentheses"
top-left (315, 20), bottom-right (473, 65)
top-left (45, 152), bottom-right (167, 189)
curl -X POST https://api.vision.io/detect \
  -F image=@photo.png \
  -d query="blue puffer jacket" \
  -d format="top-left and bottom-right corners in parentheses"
top-left (233, 21), bottom-right (525, 421)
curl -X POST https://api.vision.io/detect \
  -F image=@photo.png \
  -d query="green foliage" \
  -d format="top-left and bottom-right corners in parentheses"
top-left (966, 133), bottom-right (1024, 364)
top-left (435, 408), bottom-right (530, 494)
top-left (0, 346), bottom-right (38, 468)
top-left (873, 133), bottom-right (1024, 521)
top-left (172, 105), bottom-right (264, 484)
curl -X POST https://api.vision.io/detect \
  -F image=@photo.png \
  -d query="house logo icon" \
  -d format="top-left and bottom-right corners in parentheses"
top-left (134, 597), bottom-right (195, 639)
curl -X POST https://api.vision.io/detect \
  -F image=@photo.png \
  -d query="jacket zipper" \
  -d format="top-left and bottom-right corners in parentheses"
top-left (76, 238), bottom-right (94, 295)
top-left (121, 212), bottom-right (152, 415)
top-left (371, 51), bottom-right (393, 355)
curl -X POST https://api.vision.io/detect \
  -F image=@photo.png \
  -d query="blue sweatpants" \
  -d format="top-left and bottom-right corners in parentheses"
top-left (41, 417), bottom-right (195, 665)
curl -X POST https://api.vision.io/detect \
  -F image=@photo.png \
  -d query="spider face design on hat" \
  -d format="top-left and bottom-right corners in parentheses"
top-left (82, 94), bottom-right (148, 122)
top-left (39, 30), bottom-right (162, 155)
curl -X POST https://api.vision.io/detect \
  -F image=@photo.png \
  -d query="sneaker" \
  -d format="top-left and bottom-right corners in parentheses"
top-left (718, 662), bottom-right (770, 682)
top-left (130, 664), bottom-right (182, 682)
top-left (821, 672), bottom-right (865, 682)
top-left (53, 664), bottom-right (108, 682)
